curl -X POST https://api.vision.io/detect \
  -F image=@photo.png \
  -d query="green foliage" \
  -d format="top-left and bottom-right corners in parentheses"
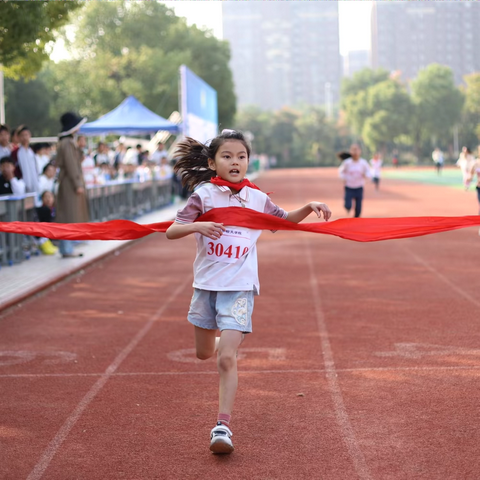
top-left (460, 73), bottom-right (480, 144)
top-left (411, 64), bottom-right (464, 142)
top-left (5, 1), bottom-right (236, 133)
top-left (58, 1), bottom-right (236, 126)
top-left (235, 105), bottom-right (338, 167)
top-left (340, 68), bottom-right (390, 134)
top-left (0, 0), bottom-right (82, 78)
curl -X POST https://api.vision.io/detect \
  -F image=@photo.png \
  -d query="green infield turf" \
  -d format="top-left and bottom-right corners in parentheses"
top-left (383, 168), bottom-right (466, 189)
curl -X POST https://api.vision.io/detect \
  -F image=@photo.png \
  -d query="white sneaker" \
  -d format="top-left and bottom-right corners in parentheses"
top-left (209, 422), bottom-right (234, 454)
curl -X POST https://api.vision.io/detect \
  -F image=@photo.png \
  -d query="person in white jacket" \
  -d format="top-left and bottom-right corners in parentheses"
top-left (456, 147), bottom-right (475, 190)
top-left (338, 144), bottom-right (371, 217)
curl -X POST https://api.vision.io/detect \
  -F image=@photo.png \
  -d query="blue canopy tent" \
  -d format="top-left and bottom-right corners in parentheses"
top-left (79, 96), bottom-right (181, 136)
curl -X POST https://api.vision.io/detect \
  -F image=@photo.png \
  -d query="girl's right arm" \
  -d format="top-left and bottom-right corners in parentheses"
top-left (166, 222), bottom-right (226, 240)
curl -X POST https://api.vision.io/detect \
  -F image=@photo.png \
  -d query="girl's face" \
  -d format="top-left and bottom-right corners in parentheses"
top-left (42, 192), bottom-right (54, 208)
top-left (208, 140), bottom-right (249, 183)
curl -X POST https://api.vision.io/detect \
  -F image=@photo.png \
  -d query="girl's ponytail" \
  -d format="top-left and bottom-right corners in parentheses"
top-left (174, 137), bottom-right (215, 191)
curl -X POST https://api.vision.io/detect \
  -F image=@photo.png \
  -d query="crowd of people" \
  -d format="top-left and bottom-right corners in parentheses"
top-left (0, 119), bottom-right (175, 257)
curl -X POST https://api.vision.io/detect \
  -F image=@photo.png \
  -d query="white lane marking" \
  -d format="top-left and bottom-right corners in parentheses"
top-left (0, 351), bottom-right (77, 366)
top-left (305, 240), bottom-right (373, 480)
top-left (376, 343), bottom-right (480, 359)
top-left (2, 364), bottom-right (480, 379)
top-left (167, 347), bottom-right (286, 363)
top-left (26, 277), bottom-right (191, 480)
top-left (403, 244), bottom-right (480, 309)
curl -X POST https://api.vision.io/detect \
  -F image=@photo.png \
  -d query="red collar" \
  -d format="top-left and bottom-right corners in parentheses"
top-left (210, 176), bottom-right (261, 192)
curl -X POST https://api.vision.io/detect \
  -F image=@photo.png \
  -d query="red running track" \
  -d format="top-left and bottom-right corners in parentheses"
top-left (1, 168), bottom-right (480, 479)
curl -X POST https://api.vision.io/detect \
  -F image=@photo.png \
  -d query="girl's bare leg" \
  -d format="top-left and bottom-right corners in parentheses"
top-left (217, 330), bottom-right (244, 416)
top-left (194, 326), bottom-right (218, 360)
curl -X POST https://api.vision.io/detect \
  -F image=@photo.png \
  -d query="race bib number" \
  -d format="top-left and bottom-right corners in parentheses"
top-left (204, 228), bottom-right (251, 264)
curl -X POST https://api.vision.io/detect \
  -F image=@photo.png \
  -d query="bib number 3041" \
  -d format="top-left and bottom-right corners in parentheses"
top-left (204, 228), bottom-right (251, 264)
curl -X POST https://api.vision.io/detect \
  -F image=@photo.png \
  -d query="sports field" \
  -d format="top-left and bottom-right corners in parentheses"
top-left (383, 166), bottom-right (467, 189)
top-left (1, 168), bottom-right (480, 479)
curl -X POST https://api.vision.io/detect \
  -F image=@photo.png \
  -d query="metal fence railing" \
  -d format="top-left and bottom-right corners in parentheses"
top-left (0, 178), bottom-right (173, 267)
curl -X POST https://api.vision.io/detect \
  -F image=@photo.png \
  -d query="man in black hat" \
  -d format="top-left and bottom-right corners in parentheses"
top-left (56, 112), bottom-right (89, 258)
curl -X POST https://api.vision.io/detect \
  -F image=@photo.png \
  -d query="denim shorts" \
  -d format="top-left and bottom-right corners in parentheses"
top-left (187, 289), bottom-right (254, 333)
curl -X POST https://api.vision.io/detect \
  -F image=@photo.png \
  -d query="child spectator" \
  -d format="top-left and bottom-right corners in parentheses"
top-left (0, 124), bottom-right (11, 159)
top-left (0, 156), bottom-right (26, 195)
top-left (33, 143), bottom-right (52, 174)
top-left (36, 191), bottom-right (58, 255)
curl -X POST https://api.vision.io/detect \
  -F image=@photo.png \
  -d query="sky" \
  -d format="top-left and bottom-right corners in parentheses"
top-left (161, 1), bottom-right (373, 55)
top-left (51, 1), bottom-right (372, 61)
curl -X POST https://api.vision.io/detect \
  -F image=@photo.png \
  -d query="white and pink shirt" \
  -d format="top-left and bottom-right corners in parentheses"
top-left (339, 158), bottom-right (371, 189)
top-left (175, 182), bottom-right (287, 294)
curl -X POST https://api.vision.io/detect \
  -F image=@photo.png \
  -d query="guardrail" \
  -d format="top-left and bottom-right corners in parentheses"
top-left (0, 178), bottom-right (173, 267)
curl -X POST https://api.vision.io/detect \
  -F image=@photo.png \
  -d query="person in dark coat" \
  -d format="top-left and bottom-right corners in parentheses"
top-left (55, 112), bottom-right (89, 258)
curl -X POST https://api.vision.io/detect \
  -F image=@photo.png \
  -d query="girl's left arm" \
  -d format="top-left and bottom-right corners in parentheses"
top-left (286, 202), bottom-right (331, 223)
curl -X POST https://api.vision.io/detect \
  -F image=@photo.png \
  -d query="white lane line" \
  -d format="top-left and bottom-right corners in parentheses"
top-left (305, 240), bottom-right (373, 480)
top-left (403, 244), bottom-right (480, 309)
top-left (3, 364), bottom-right (480, 379)
top-left (26, 277), bottom-right (191, 480)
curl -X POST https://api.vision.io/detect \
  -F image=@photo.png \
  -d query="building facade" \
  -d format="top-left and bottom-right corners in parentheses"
top-left (343, 50), bottom-right (370, 78)
top-left (222, 1), bottom-right (341, 110)
top-left (371, 2), bottom-right (480, 84)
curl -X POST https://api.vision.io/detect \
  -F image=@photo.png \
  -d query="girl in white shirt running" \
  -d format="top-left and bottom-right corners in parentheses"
top-left (166, 130), bottom-right (331, 454)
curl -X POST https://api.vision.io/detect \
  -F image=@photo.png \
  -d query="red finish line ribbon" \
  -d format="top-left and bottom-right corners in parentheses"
top-left (0, 207), bottom-right (479, 242)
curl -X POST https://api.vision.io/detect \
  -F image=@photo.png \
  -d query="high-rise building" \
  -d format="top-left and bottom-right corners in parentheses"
top-left (343, 50), bottom-right (370, 77)
top-left (371, 2), bottom-right (480, 84)
top-left (222, 1), bottom-right (341, 111)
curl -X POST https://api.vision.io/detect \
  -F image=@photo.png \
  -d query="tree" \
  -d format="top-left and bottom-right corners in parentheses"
top-left (340, 68), bottom-right (390, 135)
top-left (411, 64), bottom-right (464, 145)
top-left (293, 107), bottom-right (337, 166)
top-left (0, 0), bottom-right (82, 78)
top-left (460, 73), bottom-right (480, 146)
top-left (362, 79), bottom-right (412, 152)
top-left (234, 106), bottom-right (272, 154)
top-left (57, 1), bottom-right (236, 126)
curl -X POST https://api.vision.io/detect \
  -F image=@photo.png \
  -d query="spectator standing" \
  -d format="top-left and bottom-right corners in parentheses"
top-left (432, 148), bottom-right (444, 175)
top-left (11, 126), bottom-right (39, 193)
top-left (338, 143), bottom-right (371, 217)
top-left (78, 136), bottom-right (96, 186)
top-left (151, 143), bottom-right (168, 165)
top-left (0, 124), bottom-right (11, 159)
top-left (0, 156), bottom-right (26, 195)
top-left (456, 146), bottom-right (475, 190)
top-left (135, 144), bottom-right (144, 165)
top-left (33, 143), bottom-right (52, 175)
top-left (114, 143), bottom-right (126, 170)
top-left (93, 142), bottom-right (109, 166)
top-left (370, 153), bottom-right (383, 191)
top-left (56, 112), bottom-right (89, 258)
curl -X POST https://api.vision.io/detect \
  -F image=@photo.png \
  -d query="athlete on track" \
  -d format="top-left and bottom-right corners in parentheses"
top-left (166, 130), bottom-right (331, 454)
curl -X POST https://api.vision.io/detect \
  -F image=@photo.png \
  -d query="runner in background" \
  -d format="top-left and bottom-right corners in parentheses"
top-left (432, 147), bottom-right (444, 175)
top-left (338, 143), bottom-right (371, 217)
top-left (456, 146), bottom-right (475, 190)
top-left (166, 129), bottom-right (331, 454)
top-left (370, 153), bottom-right (383, 191)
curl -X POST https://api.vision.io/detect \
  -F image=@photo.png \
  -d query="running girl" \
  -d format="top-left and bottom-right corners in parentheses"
top-left (166, 130), bottom-right (331, 454)
top-left (369, 153), bottom-right (382, 191)
top-left (467, 154), bottom-right (480, 215)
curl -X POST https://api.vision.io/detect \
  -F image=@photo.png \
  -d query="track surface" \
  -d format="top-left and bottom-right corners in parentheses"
top-left (2, 168), bottom-right (480, 480)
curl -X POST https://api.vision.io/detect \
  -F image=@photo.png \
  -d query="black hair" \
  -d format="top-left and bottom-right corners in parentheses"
top-left (42, 162), bottom-right (55, 174)
top-left (337, 151), bottom-right (351, 161)
top-left (40, 190), bottom-right (54, 201)
top-left (0, 124), bottom-right (9, 134)
top-left (174, 130), bottom-right (251, 191)
top-left (16, 125), bottom-right (30, 135)
top-left (136, 144), bottom-right (142, 149)
top-left (0, 156), bottom-right (14, 165)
